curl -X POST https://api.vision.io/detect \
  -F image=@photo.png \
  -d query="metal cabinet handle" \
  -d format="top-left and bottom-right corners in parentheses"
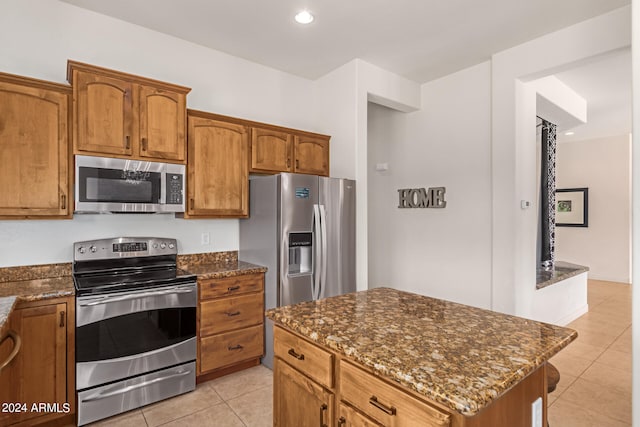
top-left (225, 311), bottom-right (241, 317)
top-left (190, 198), bottom-right (195, 211)
top-left (60, 193), bottom-right (66, 210)
top-left (227, 285), bottom-right (241, 292)
top-left (287, 348), bottom-right (304, 360)
top-left (369, 396), bottom-right (396, 415)
top-left (296, 159), bottom-right (300, 169)
top-left (228, 344), bottom-right (243, 351)
top-left (141, 137), bottom-right (148, 151)
top-left (319, 403), bottom-right (328, 427)
top-left (59, 311), bottom-right (65, 327)
top-left (0, 330), bottom-right (21, 372)
top-left (125, 135), bottom-right (131, 149)
top-left (337, 417), bottom-right (346, 426)
top-left (286, 157), bottom-right (291, 168)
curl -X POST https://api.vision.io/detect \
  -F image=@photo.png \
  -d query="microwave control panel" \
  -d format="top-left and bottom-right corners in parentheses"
top-left (167, 174), bottom-right (184, 205)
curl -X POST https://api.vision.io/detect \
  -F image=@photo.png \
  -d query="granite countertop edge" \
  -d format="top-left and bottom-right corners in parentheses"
top-left (266, 290), bottom-right (578, 417)
top-left (0, 276), bottom-right (75, 332)
top-left (536, 261), bottom-right (589, 290)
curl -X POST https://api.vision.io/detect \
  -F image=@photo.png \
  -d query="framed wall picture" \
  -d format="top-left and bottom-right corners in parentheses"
top-left (555, 188), bottom-right (588, 227)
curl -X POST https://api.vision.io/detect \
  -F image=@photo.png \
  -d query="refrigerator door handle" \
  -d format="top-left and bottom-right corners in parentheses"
top-left (319, 204), bottom-right (328, 300)
top-left (313, 204), bottom-right (322, 300)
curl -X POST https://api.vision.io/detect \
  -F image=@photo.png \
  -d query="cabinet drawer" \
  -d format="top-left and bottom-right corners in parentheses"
top-left (200, 292), bottom-right (263, 336)
top-left (200, 273), bottom-right (263, 300)
top-left (340, 361), bottom-right (450, 427)
top-left (274, 326), bottom-right (333, 389)
top-left (200, 325), bottom-right (263, 372)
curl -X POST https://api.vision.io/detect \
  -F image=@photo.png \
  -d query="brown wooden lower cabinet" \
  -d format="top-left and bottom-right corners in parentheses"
top-left (197, 273), bottom-right (265, 381)
top-left (0, 297), bottom-right (75, 426)
top-left (274, 357), bottom-right (334, 427)
top-left (273, 326), bottom-right (548, 427)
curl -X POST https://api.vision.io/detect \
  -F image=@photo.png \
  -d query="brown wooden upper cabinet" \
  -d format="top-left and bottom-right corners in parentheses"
top-left (185, 110), bottom-right (249, 218)
top-left (0, 72), bottom-right (72, 219)
top-left (249, 124), bottom-right (330, 177)
top-left (250, 127), bottom-right (293, 173)
top-left (294, 134), bottom-right (330, 176)
top-left (67, 61), bottom-right (190, 164)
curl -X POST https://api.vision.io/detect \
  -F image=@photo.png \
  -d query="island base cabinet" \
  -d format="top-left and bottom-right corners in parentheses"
top-left (274, 358), bottom-right (334, 427)
top-left (340, 361), bottom-right (450, 427)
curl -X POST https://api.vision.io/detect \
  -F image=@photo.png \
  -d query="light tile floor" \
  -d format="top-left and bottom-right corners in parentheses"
top-left (90, 279), bottom-right (631, 427)
top-left (548, 279), bottom-right (632, 427)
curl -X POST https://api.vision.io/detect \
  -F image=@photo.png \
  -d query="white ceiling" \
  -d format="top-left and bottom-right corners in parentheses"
top-left (60, 0), bottom-right (632, 141)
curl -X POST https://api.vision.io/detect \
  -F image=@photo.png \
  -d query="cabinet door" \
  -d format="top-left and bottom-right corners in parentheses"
top-left (139, 85), bottom-right (186, 162)
top-left (0, 79), bottom-right (70, 217)
top-left (187, 116), bottom-right (249, 217)
top-left (294, 135), bottom-right (330, 176)
top-left (274, 358), bottom-right (333, 427)
top-left (338, 402), bottom-right (383, 427)
top-left (74, 70), bottom-right (134, 156)
top-left (0, 303), bottom-right (68, 425)
top-left (251, 127), bottom-right (293, 173)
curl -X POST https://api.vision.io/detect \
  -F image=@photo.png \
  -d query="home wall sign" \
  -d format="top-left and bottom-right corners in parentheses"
top-left (397, 187), bottom-right (446, 208)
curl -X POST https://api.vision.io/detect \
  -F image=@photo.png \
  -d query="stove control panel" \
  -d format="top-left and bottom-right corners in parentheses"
top-left (74, 237), bottom-right (178, 261)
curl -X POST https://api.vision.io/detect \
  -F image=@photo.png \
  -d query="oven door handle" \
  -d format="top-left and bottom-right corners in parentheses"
top-left (79, 286), bottom-right (195, 306)
top-left (81, 369), bottom-right (192, 402)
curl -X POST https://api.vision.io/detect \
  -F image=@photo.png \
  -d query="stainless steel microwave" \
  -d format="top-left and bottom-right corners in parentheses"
top-left (75, 155), bottom-right (185, 213)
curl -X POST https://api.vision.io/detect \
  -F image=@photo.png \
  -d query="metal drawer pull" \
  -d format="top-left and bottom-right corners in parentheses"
top-left (228, 285), bottom-right (241, 292)
top-left (338, 417), bottom-right (346, 426)
top-left (226, 311), bottom-right (241, 317)
top-left (61, 194), bottom-right (66, 210)
top-left (0, 330), bottom-right (21, 372)
top-left (369, 396), bottom-right (397, 415)
top-left (59, 311), bottom-right (65, 327)
top-left (125, 135), bottom-right (131, 149)
top-left (141, 137), bottom-right (148, 151)
top-left (319, 403), bottom-right (328, 427)
top-left (228, 344), bottom-right (244, 351)
top-left (287, 348), bottom-right (304, 360)
top-left (82, 369), bottom-right (191, 402)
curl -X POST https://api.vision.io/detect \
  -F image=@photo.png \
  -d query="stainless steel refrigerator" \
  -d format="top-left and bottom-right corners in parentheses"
top-left (239, 173), bottom-right (356, 368)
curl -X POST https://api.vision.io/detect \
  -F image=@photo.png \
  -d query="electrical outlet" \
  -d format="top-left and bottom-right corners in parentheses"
top-left (531, 397), bottom-right (542, 427)
top-left (201, 232), bottom-right (210, 245)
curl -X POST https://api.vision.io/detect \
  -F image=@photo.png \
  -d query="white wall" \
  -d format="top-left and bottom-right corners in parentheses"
top-left (631, 0), bottom-right (639, 422)
top-left (0, 0), bottom-right (319, 267)
top-left (315, 59), bottom-right (421, 290)
top-left (491, 6), bottom-right (631, 317)
top-left (367, 62), bottom-right (493, 308)
top-left (556, 135), bottom-right (632, 283)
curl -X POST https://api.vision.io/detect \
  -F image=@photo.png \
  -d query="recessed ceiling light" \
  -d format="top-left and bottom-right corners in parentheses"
top-left (295, 10), bottom-right (314, 24)
top-left (565, 131), bottom-right (575, 136)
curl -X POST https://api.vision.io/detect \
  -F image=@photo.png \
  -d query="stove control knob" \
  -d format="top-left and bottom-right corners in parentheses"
top-left (90, 246), bottom-right (97, 253)
top-left (77, 246), bottom-right (86, 254)
top-left (160, 243), bottom-right (167, 249)
top-left (153, 243), bottom-right (159, 249)
top-left (168, 243), bottom-right (175, 249)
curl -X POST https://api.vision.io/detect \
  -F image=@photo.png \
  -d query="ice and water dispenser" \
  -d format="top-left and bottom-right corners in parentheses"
top-left (288, 232), bottom-right (312, 275)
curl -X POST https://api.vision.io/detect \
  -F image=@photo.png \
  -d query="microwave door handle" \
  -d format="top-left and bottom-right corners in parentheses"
top-left (160, 169), bottom-right (167, 204)
top-left (79, 287), bottom-right (195, 306)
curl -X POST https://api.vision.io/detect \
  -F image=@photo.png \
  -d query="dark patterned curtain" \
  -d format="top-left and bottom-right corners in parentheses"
top-left (538, 118), bottom-right (557, 269)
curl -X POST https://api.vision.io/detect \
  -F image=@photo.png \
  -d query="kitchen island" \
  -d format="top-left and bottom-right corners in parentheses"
top-left (266, 287), bottom-right (577, 427)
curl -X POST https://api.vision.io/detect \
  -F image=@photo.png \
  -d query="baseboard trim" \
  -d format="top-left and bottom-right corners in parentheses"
top-left (556, 304), bottom-right (589, 326)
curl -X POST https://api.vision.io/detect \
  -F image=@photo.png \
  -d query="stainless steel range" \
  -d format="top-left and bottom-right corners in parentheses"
top-left (73, 237), bottom-right (197, 426)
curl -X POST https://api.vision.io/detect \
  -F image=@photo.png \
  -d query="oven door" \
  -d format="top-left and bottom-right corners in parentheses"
top-left (76, 283), bottom-right (197, 390)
